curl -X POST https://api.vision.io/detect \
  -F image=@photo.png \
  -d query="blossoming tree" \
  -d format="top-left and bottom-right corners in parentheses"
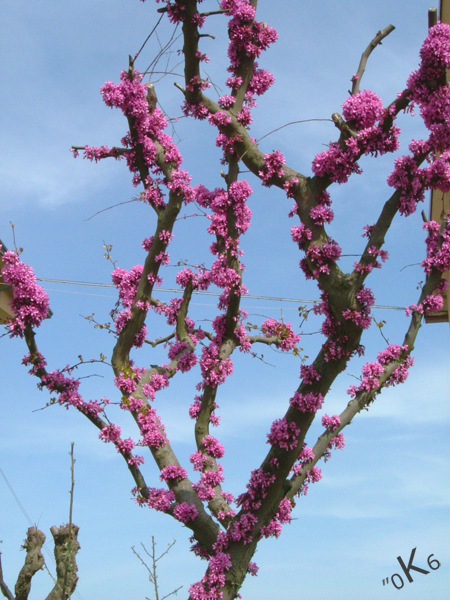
top-left (2, 1), bottom-right (450, 598)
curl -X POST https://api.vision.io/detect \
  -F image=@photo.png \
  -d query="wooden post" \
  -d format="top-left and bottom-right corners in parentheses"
top-left (0, 241), bottom-right (15, 324)
top-left (425, 0), bottom-right (450, 324)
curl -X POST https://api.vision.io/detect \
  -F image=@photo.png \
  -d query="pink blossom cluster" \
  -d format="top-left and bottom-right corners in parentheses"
top-left (152, 297), bottom-right (183, 326)
top-left (377, 344), bottom-right (408, 365)
top-left (203, 435), bottom-right (225, 459)
top-left (220, 0), bottom-right (278, 71)
top-left (1, 251), bottom-right (50, 337)
top-left (111, 265), bottom-right (147, 347)
top-left (140, 371), bottom-right (169, 402)
top-left (313, 292), bottom-right (342, 337)
top-left (353, 245), bottom-right (390, 273)
top-left (342, 285), bottom-right (374, 330)
top-left (405, 292), bottom-right (444, 316)
top-left (300, 364), bottom-right (321, 385)
top-left (407, 24), bottom-right (450, 147)
top-left (134, 486), bottom-right (175, 512)
top-left (297, 444), bottom-right (315, 465)
top-left (159, 464), bottom-right (188, 483)
top-left (347, 361), bottom-right (384, 398)
top-left (386, 154), bottom-right (427, 216)
top-left (99, 425), bottom-right (144, 466)
top-left (21, 352), bottom-right (104, 418)
top-left (323, 336), bottom-right (358, 363)
top-left (289, 391), bottom-right (324, 413)
top-left (193, 464), bottom-right (224, 501)
top-left (302, 238), bottom-right (342, 278)
top-left (312, 88), bottom-right (400, 183)
top-left (421, 215), bottom-right (450, 274)
top-left (321, 414), bottom-right (341, 431)
top-left (266, 417), bottom-right (301, 451)
top-left (75, 145), bottom-right (124, 162)
top-left (258, 150), bottom-right (285, 186)
top-left (199, 344), bottom-right (233, 388)
top-left (260, 318), bottom-right (300, 351)
top-left (230, 512), bottom-right (258, 544)
top-left (137, 407), bottom-right (167, 448)
top-left (311, 140), bottom-right (362, 184)
top-left (99, 423), bottom-right (121, 443)
top-left (284, 177), bottom-right (299, 199)
top-left (78, 68), bottom-right (195, 210)
top-left (260, 497), bottom-right (292, 539)
top-left (114, 365), bottom-right (145, 395)
top-left (173, 502), bottom-right (198, 524)
top-left (236, 467), bottom-right (276, 511)
top-left (342, 89), bottom-right (385, 130)
top-left (189, 550), bottom-right (233, 600)
top-left (387, 25), bottom-right (450, 214)
top-left (297, 466), bottom-right (322, 497)
top-left (291, 224), bottom-right (312, 250)
top-left (322, 433), bottom-right (345, 463)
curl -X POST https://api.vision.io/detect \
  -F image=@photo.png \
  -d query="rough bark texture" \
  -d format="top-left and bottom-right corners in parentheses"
top-left (14, 527), bottom-right (46, 600)
top-left (45, 524), bottom-right (80, 600)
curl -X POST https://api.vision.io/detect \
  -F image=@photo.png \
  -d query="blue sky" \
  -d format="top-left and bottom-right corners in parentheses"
top-left (1, 1), bottom-right (449, 599)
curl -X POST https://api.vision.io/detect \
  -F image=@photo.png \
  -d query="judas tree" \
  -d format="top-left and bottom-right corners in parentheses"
top-left (2, 1), bottom-right (450, 599)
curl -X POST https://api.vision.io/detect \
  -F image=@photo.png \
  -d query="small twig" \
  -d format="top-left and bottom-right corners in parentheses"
top-left (84, 199), bottom-right (137, 222)
top-left (199, 10), bottom-right (226, 17)
top-left (134, 13), bottom-right (165, 62)
top-left (145, 332), bottom-right (176, 348)
top-left (132, 537), bottom-right (182, 600)
top-left (62, 443), bottom-right (75, 599)
top-left (238, 119), bottom-right (333, 164)
top-left (400, 262), bottom-right (421, 272)
top-left (173, 82), bottom-right (186, 94)
top-left (9, 223), bottom-right (21, 255)
top-left (255, 119), bottom-right (333, 145)
top-left (351, 24), bottom-right (396, 94)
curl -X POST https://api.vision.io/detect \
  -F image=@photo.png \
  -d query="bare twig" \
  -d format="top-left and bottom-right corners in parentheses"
top-left (83, 199), bottom-right (137, 222)
top-left (132, 537), bottom-right (182, 600)
top-left (351, 25), bottom-right (396, 94)
top-left (61, 443), bottom-right (75, 598)
top-left (134, 13), bottom-right (165, 62)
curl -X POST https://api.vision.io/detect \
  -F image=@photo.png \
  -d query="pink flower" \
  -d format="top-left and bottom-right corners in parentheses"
top-left (174, 502), bottom-right (198, 523)
top-left (99, 423), bottom-right (121, 443)
top-left (267, 418), bottom-right (300, 451)
top-left (290, 391), bottom-right (324, 413)
top-left (159, 464), bottom-right (188, 483)
top-left (1, 251), bottom-right (50, 337)
top-left (321, 414), bottom-right (341, 431)
top-left (203, 435), bottom-right (225, 458)
top-left (342, 90), bottom-right (384, 130)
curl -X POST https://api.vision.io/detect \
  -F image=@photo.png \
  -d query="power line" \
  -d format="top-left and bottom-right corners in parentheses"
top-left (36, 277), bottom-right (406, 311)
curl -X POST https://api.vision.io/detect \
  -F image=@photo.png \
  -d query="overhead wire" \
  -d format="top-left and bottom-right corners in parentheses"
top-left (36, 277), bottom-right (406, 311)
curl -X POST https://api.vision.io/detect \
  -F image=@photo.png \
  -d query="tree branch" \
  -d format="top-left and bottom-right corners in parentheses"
top-left (14, 527), bottom-right (46, 600)
top-left (44, 524), bottom-right (80, 600)
top-left (351, 25), bottom-right (396, 94)
top-left (0, 553), bottom-right (15, 600)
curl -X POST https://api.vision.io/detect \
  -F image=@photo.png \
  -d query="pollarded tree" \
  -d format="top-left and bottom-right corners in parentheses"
top-left (2, 1), bottom-right (450, 599)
